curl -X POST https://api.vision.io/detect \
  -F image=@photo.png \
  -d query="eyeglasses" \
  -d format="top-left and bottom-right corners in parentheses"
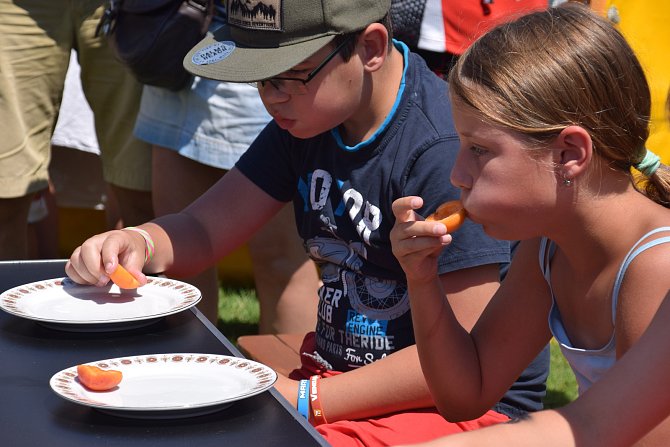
top-left (252, 36), bottom-right (353, 96)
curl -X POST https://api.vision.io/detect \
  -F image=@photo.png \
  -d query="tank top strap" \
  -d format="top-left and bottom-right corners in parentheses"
top-left (610, 227), bottom-right (670, 323)
top-left (538, 237), bottom-right (556, 282)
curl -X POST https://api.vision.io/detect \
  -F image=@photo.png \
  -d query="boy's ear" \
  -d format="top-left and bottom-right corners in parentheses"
top-left (359, 23), bottom-right (389, 72)
top-left (555, 125), bottom-right (592, 179)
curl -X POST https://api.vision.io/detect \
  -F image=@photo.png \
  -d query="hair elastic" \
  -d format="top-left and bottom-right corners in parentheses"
top-left (123, 227), bottom-right (155, 264)
top-left (635, 149), bottom-right (661, 177)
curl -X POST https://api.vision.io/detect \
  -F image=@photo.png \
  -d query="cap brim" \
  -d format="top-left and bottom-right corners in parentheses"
top-left (184, 25), bottom-right (337, 83)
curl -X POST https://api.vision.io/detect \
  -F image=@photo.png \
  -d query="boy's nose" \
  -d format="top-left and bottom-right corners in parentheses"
top-left (259, 83), bottom-right (291, 104)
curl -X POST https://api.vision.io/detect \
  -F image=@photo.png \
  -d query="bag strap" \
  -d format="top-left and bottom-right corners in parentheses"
top-left (95, 0), bottom-right (120, 37)
top-left (186, 0), bottom-right (210, 13)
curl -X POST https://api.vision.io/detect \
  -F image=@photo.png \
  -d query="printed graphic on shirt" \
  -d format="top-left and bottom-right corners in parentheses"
top-left (300, 168), bottom-right (412, 371)
top-left (228, 0), bottom-right (282, 31)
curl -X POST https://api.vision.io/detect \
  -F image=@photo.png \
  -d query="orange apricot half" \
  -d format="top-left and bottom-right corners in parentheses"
top-left (77, 364), bottom-right (123, 391)
top-left (425, 200), bottom-right (467, 232)
top-left (109, 264), bottom-right (141, 289)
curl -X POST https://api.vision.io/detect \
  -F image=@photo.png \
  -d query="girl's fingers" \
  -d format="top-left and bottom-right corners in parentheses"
top-left (393, 225), bottom-right (452, 257)
top-left (392, 196), bottom-right (424, 223)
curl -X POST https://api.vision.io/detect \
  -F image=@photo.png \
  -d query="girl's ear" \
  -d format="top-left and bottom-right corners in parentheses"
top-left (359, 23), bottom-right (388, 73)
top-left (556, 125), bottom-right (593, 179)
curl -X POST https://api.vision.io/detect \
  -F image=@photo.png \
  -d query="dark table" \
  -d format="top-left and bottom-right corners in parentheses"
top-left (0, 260), bottom-right (329, 446)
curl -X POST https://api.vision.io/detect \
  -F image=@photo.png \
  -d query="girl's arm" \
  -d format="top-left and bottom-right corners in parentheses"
top-left (391, 196), bottom-right (552, 420)
top-left (396, 290), bottom-right (670, 447)
top-left (66, 168), bottom-right (284, 285)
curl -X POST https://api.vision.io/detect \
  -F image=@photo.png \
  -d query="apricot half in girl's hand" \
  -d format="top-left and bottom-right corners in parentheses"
top-left (425, 200), bottom-right (467, 232)
top-left (77, 364), bottom-right (123, 391)
top-left (109, 264), bottom-right (141, 289)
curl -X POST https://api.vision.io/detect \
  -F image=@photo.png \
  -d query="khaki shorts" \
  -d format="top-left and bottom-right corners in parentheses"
top-left (0, 0), bottom-right (151, 198)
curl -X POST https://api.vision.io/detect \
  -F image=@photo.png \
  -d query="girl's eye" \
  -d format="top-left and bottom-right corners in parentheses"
top-left (470, 145), bottom-right (487, 156)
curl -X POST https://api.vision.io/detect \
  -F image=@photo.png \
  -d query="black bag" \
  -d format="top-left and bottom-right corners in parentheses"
top-left (96, 0), bottom-right (214, 91)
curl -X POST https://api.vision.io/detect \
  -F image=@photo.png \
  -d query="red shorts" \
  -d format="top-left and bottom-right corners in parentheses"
top-left (289, 333), bottom-right (510, 447)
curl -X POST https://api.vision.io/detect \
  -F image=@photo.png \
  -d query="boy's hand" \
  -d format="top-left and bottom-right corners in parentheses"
top-left (65, 230), bottom-right (147, 287)
top-left (390, 196), bottom-right (452, 283)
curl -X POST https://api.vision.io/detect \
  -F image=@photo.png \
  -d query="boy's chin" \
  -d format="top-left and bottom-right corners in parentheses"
top-left (287, 128), bottom-right (321, 140)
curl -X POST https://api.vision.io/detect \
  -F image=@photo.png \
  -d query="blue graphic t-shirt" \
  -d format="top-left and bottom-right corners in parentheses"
top-left (237, 43), bottom-right (510, 372)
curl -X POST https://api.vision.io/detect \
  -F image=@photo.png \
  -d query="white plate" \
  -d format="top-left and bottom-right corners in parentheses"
top-left (0, 277), bottom-right (201, 331)
top-left (50, 353), bottom-right (278, 419)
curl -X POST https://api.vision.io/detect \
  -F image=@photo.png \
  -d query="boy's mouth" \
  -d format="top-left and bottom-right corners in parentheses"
top-left (273, 114), bottom-right (296, 130)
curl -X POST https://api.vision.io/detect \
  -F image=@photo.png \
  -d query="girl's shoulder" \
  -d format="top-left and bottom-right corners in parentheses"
top-left (615, 226), bottom-right (670, 349)
top-left (620, 227), bottom-right (670, 276)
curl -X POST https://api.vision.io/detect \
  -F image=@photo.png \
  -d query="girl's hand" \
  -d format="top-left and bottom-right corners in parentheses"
top-left (390, 196), bottom-right (452, 283)
top-left (65, 229), bottom-right (148, 287)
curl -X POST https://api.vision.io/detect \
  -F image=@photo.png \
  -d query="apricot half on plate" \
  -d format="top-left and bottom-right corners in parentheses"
top-left (425, 200), bottom-right (467, 232)
top-left (77, 364), bottom-right (123, 391)
top-left (109, 264), bottom-right (141, 289)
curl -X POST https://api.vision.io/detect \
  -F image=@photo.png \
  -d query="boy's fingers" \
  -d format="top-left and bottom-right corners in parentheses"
top-left (65, 247), bottom-right (92, 285)
top-left (101, 232), bottom-right (147, 285)
top-left (100, 237), bottom-right (122, 275)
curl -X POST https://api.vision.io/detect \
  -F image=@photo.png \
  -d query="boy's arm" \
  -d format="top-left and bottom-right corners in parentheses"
top-left (275, 263), bottom-right (502, 422)
top-left (67, 168), bottom-right (285, 284)
top-left (147, 167), bottom-right (285, 277)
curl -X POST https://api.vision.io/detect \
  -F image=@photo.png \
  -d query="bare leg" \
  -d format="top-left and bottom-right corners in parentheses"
top-left (248, 204), bottom-right (320, 334)
top-left (152, 146), bottom-right (223, 324)
top-left (27, 184), bottom-right (60, 259)
top-left (0, 194), bottom-right (35, 260)
top-left (108, 184), bottom-right (154, 227)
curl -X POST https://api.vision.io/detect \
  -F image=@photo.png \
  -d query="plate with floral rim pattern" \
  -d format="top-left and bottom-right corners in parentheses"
top-left (0, 277), bottom-right (201, 331)
top-left (49, 353), bottom-right (278, 419)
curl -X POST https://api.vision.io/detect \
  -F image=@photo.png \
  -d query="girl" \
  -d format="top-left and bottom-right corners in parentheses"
top-left (390, 3), bottom-right (670, 446)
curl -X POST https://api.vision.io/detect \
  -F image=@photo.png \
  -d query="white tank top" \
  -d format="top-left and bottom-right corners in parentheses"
top-left (539, 227), bottom-right (670, 395)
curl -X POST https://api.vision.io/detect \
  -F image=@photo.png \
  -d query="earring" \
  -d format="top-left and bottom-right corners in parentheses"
top-left (563, 177), bottom-right (572, 186)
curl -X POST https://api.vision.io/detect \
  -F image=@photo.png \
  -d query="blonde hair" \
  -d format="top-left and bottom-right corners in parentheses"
top-left (448, 2), bottom-right (670, 206)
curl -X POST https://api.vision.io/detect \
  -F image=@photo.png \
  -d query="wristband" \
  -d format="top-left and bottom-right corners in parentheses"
top-left (297, 379), bottom-right (310, 420)
top-left (123, 227), bottom-right (155, 264)
top-left (309, 375), bottom-right (328, 425)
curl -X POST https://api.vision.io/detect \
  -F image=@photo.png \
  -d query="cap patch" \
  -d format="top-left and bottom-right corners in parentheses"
top-left (228, 0), bottom-right (282, 31)
top-left (191, 41), bottom-right (236, 65)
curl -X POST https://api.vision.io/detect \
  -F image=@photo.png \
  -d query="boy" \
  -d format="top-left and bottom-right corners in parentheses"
top-left (67, 0), bottom-right (548, 445)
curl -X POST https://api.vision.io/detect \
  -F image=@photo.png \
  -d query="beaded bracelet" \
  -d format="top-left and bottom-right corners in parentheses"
top-left (123, 227), bottom-right (155, 264)
top-left (309, 375), bottom-right (328, 425)
top-left (297, 379), bottom-right (310, 420)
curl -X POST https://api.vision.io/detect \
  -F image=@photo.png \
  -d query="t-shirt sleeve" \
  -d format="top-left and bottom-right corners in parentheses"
top-left (235, 121), bottom-right (296, 203)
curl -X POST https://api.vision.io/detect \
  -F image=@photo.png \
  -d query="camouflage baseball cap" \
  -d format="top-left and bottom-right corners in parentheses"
top-left (184, 0), bottom-right (391, 82)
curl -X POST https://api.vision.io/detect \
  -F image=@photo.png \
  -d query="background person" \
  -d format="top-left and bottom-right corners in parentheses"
top-left (390, 0), bottom-right (548, 79)
top-left (0, 0), bottom-right (153, 261)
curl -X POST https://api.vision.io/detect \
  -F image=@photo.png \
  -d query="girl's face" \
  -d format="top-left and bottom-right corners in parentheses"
top-left (450, 98), bottom-right (558, 241)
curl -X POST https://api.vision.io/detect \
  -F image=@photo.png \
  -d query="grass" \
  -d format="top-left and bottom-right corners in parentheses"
top-left (216, 287), bottom-right (260, 342)
top-left (216, 286), bottom-right (578, 409)
top-left (545, 338), bottom-right (579, 408)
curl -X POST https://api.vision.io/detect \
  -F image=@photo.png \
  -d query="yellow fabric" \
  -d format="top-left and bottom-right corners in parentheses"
top-left (598, 1), bottom-right (670, 163)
